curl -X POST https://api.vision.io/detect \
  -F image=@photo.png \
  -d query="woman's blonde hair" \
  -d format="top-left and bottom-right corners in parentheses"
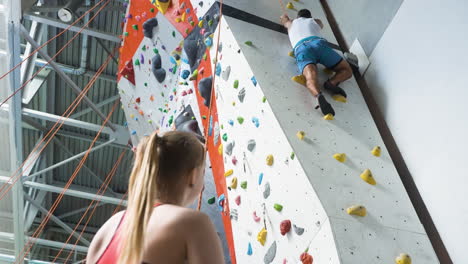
top-left (118, 131), bottom-right (205, 264)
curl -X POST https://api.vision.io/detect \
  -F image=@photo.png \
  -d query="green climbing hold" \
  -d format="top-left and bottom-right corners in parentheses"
top-left (245, 41), bottom-right (253, 46)
top-left (185, 28), bottom-right (190, 34)
top-left (190, 21), bottom-right (195, 26)
top-left (134, 59), bottom-right (140, 66)
top-left (208, 20), bottom-right (213, 26)
top-left (202, 115), bottom-right (207, 119)
top-left (161, 92), bottom-right (165, 97)
top-left (144, 82), bottom-right (148, 87)
top-left (142, 45), bottom-right (146, 51)
top-left (222, 133), bottom-right (228, 142)
top-left (237, 117), bottom-right (244, 124)
top-left (124, 32), bottom-right (129, 37)
top-left (262, 96), bottom-right (267, 103)
top-left (132, 24), bottom-right (138, 30)
top-left (291, 152), bottom-right (295, 160)
top-left (163, 109), bottom-right (168, 113)
top-left (208, 197), bottom-right (216, 204)
top-left (172, 31), bottom-right (176, 37)
top-left (153, 48), bottom-right (159, 54)
top-left (233, 80), bottom-right (239, 89)
top-left (220, 124), bottom-right (224, 129)
top-left (191, 116), bottom-right (195, 120)
top-left (202, 53), bottom-right (207, 60)
top-left (274, 203), bottom-right (283, 212)
top-left (150, 8), bottom-right (155, 13)
top-left (241, 181), bottom-right (247, 189)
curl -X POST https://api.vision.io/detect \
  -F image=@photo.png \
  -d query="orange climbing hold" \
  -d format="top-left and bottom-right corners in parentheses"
top-left (300, 252), bottom-right (313, 264)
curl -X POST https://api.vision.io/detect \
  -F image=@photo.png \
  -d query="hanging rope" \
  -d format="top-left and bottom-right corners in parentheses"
top-left (0, 0), bottom-right (111, 109)
top-left (52, 149), bottom-right (127, 262)
top-left (16, 97), bottom-right (119, 264)
top-left (0, 0), bottom-right (109, 80)
top-left (197, 0), bottom-right (224, 211)
top-left (0, 51), bottom-right (115, 202)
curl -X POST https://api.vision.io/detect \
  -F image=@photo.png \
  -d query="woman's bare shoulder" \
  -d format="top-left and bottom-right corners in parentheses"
top-left (87, 211), bottom-right (125, 263)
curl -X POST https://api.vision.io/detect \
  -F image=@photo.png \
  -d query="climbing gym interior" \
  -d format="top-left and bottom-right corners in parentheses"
top-left (0, 0), bottom-right (465, 263)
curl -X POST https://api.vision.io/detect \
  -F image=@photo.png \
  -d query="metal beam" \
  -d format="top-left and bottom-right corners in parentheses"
top-left (19, 25), bottom-right (118, 131)
top-left (70, 95), bottom-right (120, 119)
top-left (23, 139), bottom-right (116, 182)
top-left (57, 202), bottom-right (106, 220)
top-left (29, 5), bottom-right (124, 13)
top-left (0, 176), bottom-right (127, 206)
top-left (21, 21), bottom-right (45, 104)
top-left (24, 195), bottom-right (91, 246)
top-left (7, 0), bottom-right (25, 261)
top-left (0, 232), bottom-right (88, 253)
top-left (23, 13), bottom-right (121, 43)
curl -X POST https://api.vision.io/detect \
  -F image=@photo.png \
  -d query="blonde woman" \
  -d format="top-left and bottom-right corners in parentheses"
top-left (86, 131), bottom-right (225, 264)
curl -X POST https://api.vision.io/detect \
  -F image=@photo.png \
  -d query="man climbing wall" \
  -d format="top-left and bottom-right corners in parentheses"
top-left (281, 9), bottom-right (353, 117)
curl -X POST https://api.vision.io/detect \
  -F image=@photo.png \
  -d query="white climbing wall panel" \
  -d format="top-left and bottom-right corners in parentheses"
top-left (118, 0), bottom-right (439, 263)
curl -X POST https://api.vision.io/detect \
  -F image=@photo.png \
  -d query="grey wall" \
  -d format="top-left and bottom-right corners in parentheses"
top-left (326, 0), bottom-right (404, 55)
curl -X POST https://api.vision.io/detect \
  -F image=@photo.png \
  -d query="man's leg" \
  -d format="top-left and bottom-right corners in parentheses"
top-left (303, 64), bottom-right (335, 116)
top-left (329, 59), bottom-right (353, 86)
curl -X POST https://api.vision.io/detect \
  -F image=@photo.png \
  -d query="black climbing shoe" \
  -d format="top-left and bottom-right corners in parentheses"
top-left (317, 94), bottom-right (335, 116)
top-left (324, 80), bottom-right (347, 98)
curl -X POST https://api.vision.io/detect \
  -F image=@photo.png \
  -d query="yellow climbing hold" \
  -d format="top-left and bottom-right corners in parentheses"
top-left (332, 94), bottom-right (347, 103)
top-left (266, 155), bottom-right (274, 166)
top-left (230, 177), bottom-right (238, 189)
top-left (288, 50), bottom-right (295, 58)
top-left (333, 153), bottom-right (346, 163)
top-left (218, 144), bottom-right (223, 155)
top-left (323, 113), bottom-right (334, 120)
top-left (360, 169), bottom-right (376, 185)
top-left (224, 169), bottom-right (233, 177)
top-left (198, 20), bottom-right (204, 28)
top-left (296, 131), bottom-right (305, 140)
top-left (371, 146), bottom-right (381, 157)
top-left (154, 0), bottom-right (171, 14)
top-left (347, 205), bottom-right (367, 217)
top-left (291, 75), bottom-right (306, 86)
top-left (395, 253), bottom-right (411, 264)
top-left (181, 12), bottom-right (186, 22)
top-left (257, 228), bottom-right (267, 246)
top-left (175, 17), bottom-right (182, 23)
top-left (286, 2), bottom-right (294, 9)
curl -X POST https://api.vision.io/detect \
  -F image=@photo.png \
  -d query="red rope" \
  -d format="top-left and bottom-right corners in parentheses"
top-left (0, 51), bottom-right (115, 202)
top-left (0, 0), bottom-right (111, 109)
top-left (0, 0), bottom-right (108, 81)
top-left (16, 98), bottom-right (119, 263)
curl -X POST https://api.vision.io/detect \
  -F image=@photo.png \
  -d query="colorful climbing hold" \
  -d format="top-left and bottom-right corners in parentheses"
top-left (266, 154), bottom-right (274, 166)
top-left (245, 40), bottom-right (253, 46)
top-left (291, 75), bottom-right (306, 86)
top-left (288, 50), bottom-right (295, 57)
top-left (228, 119), bottom-right (234, 126)
top-left (274, 203), bottom-right (283, 212)
top-left (253, 211), bottom-right (261, 222)
top-left (332, 94), bottom-right (347, 103)
top-left (222, 133), bottom-right (228, 142)
top-left (300, 252), bottom-right (313, 264)
top-left (347, 205), bottom-right (367, 217)
top-left (235, 195), bottom-right (241, 205)
top-left (360, 169), bottom-right (377, 185)
top-left (224, 169), bottom-right (233, 177)
top-left (251, 76), bottom-right (257, 86)
top-left (247, 242), bottom-right (253, 255)
top-left (240, 181), bottom-right (247, 189)
top-left (198, 20), bottom-right (204, 27)
top-left (257, 228), bottom-right (267, 246)
top-left (286, 2), bottom-right (295, 9)
top-left (395, 253), bottom-right (411, 264)
top-left (207, 197), bottom-right (216, 204)
top-left (205, 36), bottom-right (213, 47)
top-left (333, 153), bottom-right (346, 163)
top-left (132, 24), bottom-right (138, 30)
top-left (323, 113), bottom-right (334, 120)
top-left (258, 173), bottom-right (264, 185)
top-left (217, 194), bottom-right (225, 212)
top-left (293, 224), bottom-right (305, 235)
top-left (280, 220), bottom-right (291, 236)
top-left (237, 117), bottom-right (244, 124)
top-left (232, 156), bottom-right (238, 165)
top-left (131, 130), bottom-right (137, 135)
top-left (371, 146), bottom-right (381, 157)
top-left (233, 79), bottom-right (239, 89)
top-left (218, 144), bottom-right (223, 155)
top-left (296, 131), bottom-right (305, 140)
top-left (230, 177), bottom-right (238, 189)
top-left (262, 96), bottom-right (267, 103)
top-left (252, 117), bottom-right (260, 127)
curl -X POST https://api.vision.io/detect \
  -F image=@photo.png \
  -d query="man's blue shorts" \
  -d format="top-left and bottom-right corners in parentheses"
top-left (294, 36), bottom-right (343, 74)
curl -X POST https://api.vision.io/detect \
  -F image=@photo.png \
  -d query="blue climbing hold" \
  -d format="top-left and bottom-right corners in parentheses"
top-left (182, 57), bottom-right (189, 64)
top-left (251, 76), bottom-right (257, 86)
top-left (215, 63), bottom-right (221, 76)
top-left (170, 56), bottom-right (176, 64)
top-left (252, 117), bottom-right (260, 128)
top-left (181, 69), bottom-right (190, 79)
top-left (208, 115), bottom-right (213, 136)
top-left (131, 130), bottom-right (137, 135)
top-left (186, 8), bottom-right (191, 14)
top-left (228, 119), bottom-right (234, 126)
top-left (205, 37), bottom-right (213, 47)
top-left (247, 242), bottom-right (253, 255)
top-left (258, 173), bottom-right (264, 185)
top-left (123, 122), bottom-right (128, 127)
top-left (217, 194), bottom-right (225, 212)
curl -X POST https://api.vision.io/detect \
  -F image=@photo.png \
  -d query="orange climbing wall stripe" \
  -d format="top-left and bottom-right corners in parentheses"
top-left (162, 0), bottom-right (198, 38)
top-left (118, 0), bottom-right (157, 80)
top-left (192, 52), bottom-right (237, 264)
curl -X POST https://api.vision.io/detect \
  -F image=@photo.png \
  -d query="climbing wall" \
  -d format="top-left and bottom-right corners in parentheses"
top-left (117, 0), bottom-right (439, 263)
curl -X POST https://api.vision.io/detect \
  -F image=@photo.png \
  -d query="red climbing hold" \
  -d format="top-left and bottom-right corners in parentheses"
top-left (182, 91), bottom-right (188, 96)
top-left (280, 220), bottom-right (291, 236)
top-left (119, 60), bottom-right (135, 85)
top-left (136, 97), bottom-right (141, 103)
top-left (235, 195), bottom-right (241, 205)
top-left (232, 156), bottom-right (238, 165)
top-left (300, 252), bottom-right (313, 264)
top-left (188, 89), bottom-right (194, 94)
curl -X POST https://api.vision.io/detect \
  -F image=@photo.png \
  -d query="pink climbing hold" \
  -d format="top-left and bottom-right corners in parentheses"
top-left (135, 15), bottom-right (141, 21)
top-left (235, 195), bottom-right (241, 205)
top-left (188, 89), bottom-right (194, 94)
top-left (142, 12), bottom-right (147, 18)
top-left (253, 211), bottom-right (261, 222)
top-left (283, 259), bottom-right (287, 264)
top-left (232, 156), bottom-right (238, 165)
top-left (280, 220), bottom-right (291, 236)
top-left (182, 91), bottom-right (188, 96)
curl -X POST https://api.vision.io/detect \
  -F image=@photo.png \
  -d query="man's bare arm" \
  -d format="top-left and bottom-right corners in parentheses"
top-left (314, 18), bottom-right (324, 29)
top-left (281, 14), bottom-right (292, 29)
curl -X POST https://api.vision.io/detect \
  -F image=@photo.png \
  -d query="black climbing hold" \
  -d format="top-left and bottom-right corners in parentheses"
top-left (199, 1), bottom-right (203, 7)
top-left (152, 54), bottom-right (162, 69)
top-left (175, 105), bottom-right (204, 142)
top-left (198, 76), bottom-right (212, 107)
top-left (174, 54), bottom-right (181, 61)
top-left (153, 68), bottom-right (166, 83)
top-left (142, 18), bottom-right (158, 39)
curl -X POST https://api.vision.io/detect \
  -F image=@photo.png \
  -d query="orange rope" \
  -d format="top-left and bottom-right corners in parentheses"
top-left (16, 99), bottom-right (119, 263)
top-left (0, 0), bottom-right (108, 80)
top-left (197, 0), bottom-right (224, 211)
top-left (52, 149), bottom-right (127, 262)
top-left (0, 0), bottom-right (111, 109)
top-left (0, 52), bottom-right (114, 202)
top-left (112, 191), bottom-right (128, 215)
